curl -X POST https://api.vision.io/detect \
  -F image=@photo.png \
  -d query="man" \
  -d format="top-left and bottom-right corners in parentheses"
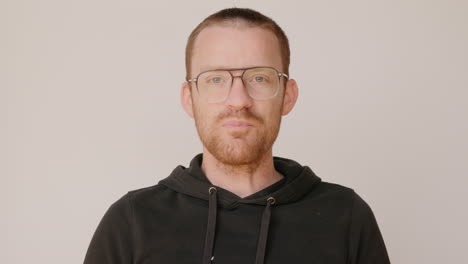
top-left (84, 8), bottom-right (390, 264)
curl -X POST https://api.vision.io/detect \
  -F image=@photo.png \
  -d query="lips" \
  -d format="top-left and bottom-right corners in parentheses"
top-left (222, 120), bottom-right (253, 128)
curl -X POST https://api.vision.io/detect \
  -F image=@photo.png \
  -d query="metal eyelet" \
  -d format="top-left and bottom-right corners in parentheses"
top-left (209, 186), bottom-right (217, 194)
top-left (267, 197), bottom-right (276, 205)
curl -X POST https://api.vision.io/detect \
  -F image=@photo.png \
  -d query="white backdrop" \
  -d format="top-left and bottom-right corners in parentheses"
top-left (3, 0), bottom-right (468, 263)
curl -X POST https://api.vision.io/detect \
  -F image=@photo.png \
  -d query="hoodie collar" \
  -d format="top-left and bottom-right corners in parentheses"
top-left (159, 154), bottom-right (321, 209)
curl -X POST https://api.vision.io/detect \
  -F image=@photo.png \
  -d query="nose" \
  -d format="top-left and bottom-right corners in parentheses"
top-left (225, 76), bottom-right (253, 110)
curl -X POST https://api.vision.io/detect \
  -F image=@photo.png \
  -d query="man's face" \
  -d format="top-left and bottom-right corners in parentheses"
top-left (182, 25), bottom-right (297, 165)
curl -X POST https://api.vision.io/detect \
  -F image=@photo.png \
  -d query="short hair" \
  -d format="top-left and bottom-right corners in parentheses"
top-left (185, 8), bottom-right (290, 80)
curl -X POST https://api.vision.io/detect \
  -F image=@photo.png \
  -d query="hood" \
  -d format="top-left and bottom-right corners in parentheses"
top-left (159, 154), bottom-right (321, 264)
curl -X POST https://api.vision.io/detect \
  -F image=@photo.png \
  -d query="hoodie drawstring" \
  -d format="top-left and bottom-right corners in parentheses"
top-left (202, 186), bottom-right (275, 264)
top-left (254, 196), bottom-right (275, 264)
top-left (203, 187), bottom-right (218, 264)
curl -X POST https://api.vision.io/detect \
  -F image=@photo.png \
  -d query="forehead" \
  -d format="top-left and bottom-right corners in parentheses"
top-left (191, 25), bottom-right (283, 74)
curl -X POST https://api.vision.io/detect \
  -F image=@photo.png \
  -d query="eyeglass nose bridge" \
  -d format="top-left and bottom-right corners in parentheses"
top-left (229, 73), bottom-right (248, 88)
top-left (221, 70), bottom-right (250, 99)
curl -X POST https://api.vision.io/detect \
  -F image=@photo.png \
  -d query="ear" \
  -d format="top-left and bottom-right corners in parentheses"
top-left (281, 79), bottom-right (299, 115)
top-left (180, 82), bottom-right (194, 118)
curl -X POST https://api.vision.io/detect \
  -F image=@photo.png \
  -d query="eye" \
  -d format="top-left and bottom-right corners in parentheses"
top-left (211, 77), bottom-right (222, 83)
top-left (254, 76), bottom-right (265, 82)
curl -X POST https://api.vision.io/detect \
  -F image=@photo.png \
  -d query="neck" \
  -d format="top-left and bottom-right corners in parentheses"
top-left (201, 148), bottom-right (284, 198)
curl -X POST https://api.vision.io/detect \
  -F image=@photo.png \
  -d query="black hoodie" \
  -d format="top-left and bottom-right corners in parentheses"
top-left (84, 154), bottom-right (390, 264)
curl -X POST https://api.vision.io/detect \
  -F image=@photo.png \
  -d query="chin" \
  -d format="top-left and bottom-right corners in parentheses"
top-left (203, 132), bottom-right (273, 166)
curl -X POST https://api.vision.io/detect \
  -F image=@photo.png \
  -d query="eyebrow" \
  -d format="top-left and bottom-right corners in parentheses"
top-left (198, 65), bottom-right (260, 72)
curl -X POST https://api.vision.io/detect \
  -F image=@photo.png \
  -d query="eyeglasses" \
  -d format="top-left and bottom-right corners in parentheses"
top-left (187, 66), bottom-right (289, 103)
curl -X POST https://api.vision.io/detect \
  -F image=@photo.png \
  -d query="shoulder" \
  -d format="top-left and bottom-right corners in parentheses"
top-left (304, 181), bottom-right (375, 216)
top-left (122, 183), bottom-right (174, 207)
top-left (106, 184), bottom-right (171, 215)
top-left (127, 183), bottom-right (171, 199)
top-left (313, 182), bottom-right (379, 228)
top-left (311, 181), bottom-right (358, 202)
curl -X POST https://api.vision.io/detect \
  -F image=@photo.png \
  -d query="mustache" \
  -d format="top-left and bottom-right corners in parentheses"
top-left (217, 109), bottom-right (262, 124)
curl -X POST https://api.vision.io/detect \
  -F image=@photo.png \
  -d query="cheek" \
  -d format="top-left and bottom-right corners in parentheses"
top-left (257, 101), bottom-right (283, 122)
top-left (194, 104), bottom-right (219, 126)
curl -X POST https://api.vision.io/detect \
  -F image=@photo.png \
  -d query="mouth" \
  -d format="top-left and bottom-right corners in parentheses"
top-left (222, 119), bottom-right (253, 128)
